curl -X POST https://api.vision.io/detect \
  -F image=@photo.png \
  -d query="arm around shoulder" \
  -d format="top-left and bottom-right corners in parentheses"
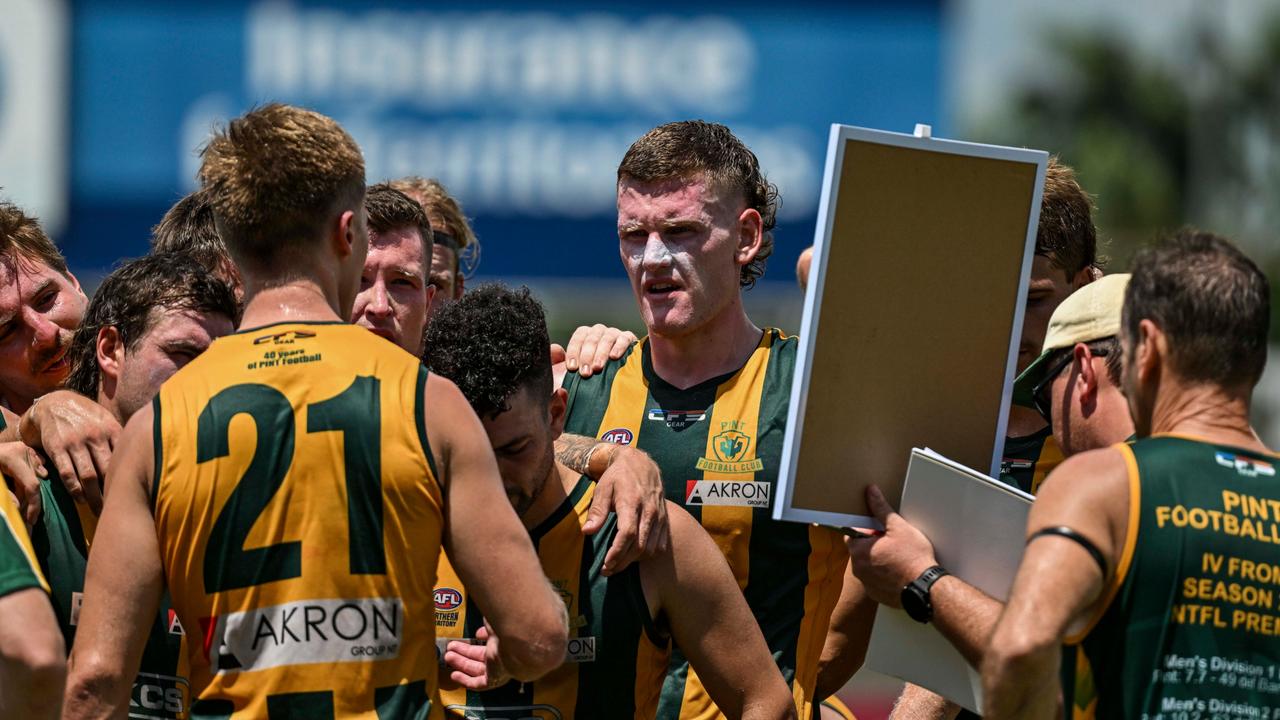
top-left (427, 374), bottom-right (568, 681)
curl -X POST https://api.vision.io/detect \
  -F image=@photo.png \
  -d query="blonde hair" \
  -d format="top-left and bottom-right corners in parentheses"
top-left (199, 104), bottom-right (365, 271)
top-left (389, 176), bottom-right (479, 275)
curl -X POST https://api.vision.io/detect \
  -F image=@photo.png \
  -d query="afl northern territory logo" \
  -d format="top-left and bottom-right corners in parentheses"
top-left (600, 428), bottom-right (633, 445)
top-left (434, 587), bottom-right (463, 611)
top-left (434, 587), bottom-right (462, 628)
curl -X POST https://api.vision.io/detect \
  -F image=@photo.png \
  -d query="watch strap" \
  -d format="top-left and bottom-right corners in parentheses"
top-left (915, 565), bottom-right (950, 592)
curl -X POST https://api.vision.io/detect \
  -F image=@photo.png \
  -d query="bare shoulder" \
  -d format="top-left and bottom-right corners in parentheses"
top-left (661, 501), bottom-right (726, 570)
top-left (1030, 444), bottom-right (1132, 535)
top-left (665, 501), bottom-right (705, 545)
top-left (1034, 445), bottom-right (1129, 505)
top-left (115, 402), bottom-right (157, 496)
top-left (421, 372), bottom-right (472, 443)
top-left (122, 401), bottom-right (155, 452)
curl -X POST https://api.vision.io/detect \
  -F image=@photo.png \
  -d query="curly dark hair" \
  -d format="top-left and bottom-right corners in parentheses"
top-left (65, 253), bottom-right (240, 398)
top-left (618, 120), bottom-right (778, 288)
top-left (421, 283), bottom-right (551, 419)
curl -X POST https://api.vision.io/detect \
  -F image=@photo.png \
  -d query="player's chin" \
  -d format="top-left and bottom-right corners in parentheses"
top-left (640, 306), bottom-right (697, 336)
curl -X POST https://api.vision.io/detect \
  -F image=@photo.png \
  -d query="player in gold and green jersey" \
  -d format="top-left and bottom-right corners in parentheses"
top-left (426, 284), bottom-right (793, 720)
top-left (562, 330), bottom-right (845, 718)
top-left (27, 252), bottom-right (241, 720)
top-left (999, 428), bottom-right (1064, 495)
top-left (557, 121), bottom-right (854, 720)
top-left (0, 441), bottom-right (66, 720)
top-left (63, 104), bottom-right (568, 719)
top-left (985, 231), bottom-right (1275, 719)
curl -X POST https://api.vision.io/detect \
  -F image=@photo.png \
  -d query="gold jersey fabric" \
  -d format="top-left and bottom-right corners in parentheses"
top-left (0, 479), bottom-right (48, 596)
top-left (435, 475), bottom-right (670, 719)
top-left (153, 322), bottom-right (443, 719)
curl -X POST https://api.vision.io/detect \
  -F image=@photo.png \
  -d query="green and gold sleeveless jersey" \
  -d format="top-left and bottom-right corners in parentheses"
top-left (562, 330), bottom-right (847, 720)
top-left (154, 322), bottom-right (442, 719)
top-left (435, 474), bottom-right (670, 719)
top-left (999, 427), bottom-right (1064, 494)
top-left (0, 468), bottom-right (47, 598)
top-left (1074, 436), bottom-right (1280, 718)
top-left (29, 473), bottom-right (190, 719)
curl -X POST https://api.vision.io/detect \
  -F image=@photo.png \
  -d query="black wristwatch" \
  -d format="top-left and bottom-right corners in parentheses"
top-left (901, 565), bottom-right (950, 624)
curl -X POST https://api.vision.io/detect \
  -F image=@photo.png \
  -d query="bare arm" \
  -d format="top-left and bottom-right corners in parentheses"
top-left (554, 432), bottom-right (607, 478)
top-left (644, 504), bottom-right (796, 720)
top-left (814, 564), bottom-right (876, 700)
top-left (930, 576), bottom-right (1003, 668)
top-left (981, 448), bottom-right (1130, 720)
top-left (555, 434), bottom-right (670, 575)
top-left (0, 587), bottom-right (66, 720)
top-left (62, 404), bottom-right (163, 719)
top-left (429, 375), bottom-right (567, 681)
top-left (889, 684), bottom-right (960, 720)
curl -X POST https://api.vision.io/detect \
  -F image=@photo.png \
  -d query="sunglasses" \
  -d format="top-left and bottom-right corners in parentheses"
top-left (1031, 346), bottom-right (1110, 425)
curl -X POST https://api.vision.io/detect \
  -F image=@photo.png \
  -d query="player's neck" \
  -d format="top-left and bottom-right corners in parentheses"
top-left (238, 281), bottom-right (345, 330)
top-left (1006, 404), bottom-right (1048, 439)
top-left (0, 389), bottom-right (33, 415)
top-left (521, 462), bottom-right (578, 531)
top-left (648, 302), bottom-right (762, 390)
top-left (1149, 382), bottom-right (1266, 453)
top-left (1086, 389), bottom-right (1136, 449)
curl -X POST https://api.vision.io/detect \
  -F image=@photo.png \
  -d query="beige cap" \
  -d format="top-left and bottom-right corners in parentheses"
top-left (1012, 273), bottom-right (1130, 407)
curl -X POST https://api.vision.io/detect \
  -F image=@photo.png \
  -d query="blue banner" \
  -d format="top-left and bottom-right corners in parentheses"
top-left (66, 0), bottom-right (943, 281)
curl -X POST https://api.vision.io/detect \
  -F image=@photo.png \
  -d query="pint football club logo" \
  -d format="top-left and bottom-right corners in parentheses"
top-left (695, 421), bottom-right (764, 474)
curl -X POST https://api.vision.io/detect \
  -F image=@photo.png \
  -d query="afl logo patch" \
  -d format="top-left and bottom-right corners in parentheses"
top-left (434, 588), bottom-right (463, 611)
top-left (601, 428), bottom-right (633, 445)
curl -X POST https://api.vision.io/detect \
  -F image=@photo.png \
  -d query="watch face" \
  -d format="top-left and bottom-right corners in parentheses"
top-left (901, 584), bottom-right (929, 621)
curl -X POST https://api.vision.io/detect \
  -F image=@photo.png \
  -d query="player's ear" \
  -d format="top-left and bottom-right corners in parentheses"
top-left (1136, 319), bottom-right (1164, 385)
top-left (548, 388), bottom-right (568, 439)
top-left (97, 326), bottom-right (124, 386)
top-left (454, 272), bottom-right (465, 299)
top-left (333, 209), bottom-right (357, 260)
top-left (1070, 265), bottom-right (1094, 291)
top-left (735, 207), bottom-right (764, 267)
top-left (1073, 343), bottom-right (1098, 403)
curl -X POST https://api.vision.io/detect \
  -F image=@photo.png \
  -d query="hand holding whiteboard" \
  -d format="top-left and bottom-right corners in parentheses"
top-left (773, 124), bottom-right (1047, 528)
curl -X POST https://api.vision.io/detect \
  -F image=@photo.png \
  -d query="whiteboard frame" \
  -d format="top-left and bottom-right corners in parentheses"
top-left (773, 123), bottom-right (1048, 529)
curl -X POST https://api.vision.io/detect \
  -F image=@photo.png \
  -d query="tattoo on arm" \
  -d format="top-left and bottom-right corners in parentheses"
top-left (555, 434), bottom-right (600, 475)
